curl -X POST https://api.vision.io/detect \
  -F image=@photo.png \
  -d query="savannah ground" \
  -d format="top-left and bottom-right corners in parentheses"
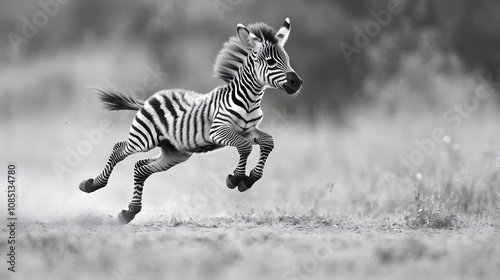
top-left (4, 212), bottom-right (499, 280)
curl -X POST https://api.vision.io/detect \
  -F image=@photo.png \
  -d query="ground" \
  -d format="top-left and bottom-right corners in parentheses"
top-left (2, 214), bottom-right (499, 280)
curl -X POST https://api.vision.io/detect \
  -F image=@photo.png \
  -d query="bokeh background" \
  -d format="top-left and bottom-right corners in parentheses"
top-left (1, 0), bottom-right (500, 225)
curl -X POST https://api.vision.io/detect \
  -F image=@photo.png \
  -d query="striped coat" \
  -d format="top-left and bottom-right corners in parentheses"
top-left (80, 18), bottom-right (303, 224)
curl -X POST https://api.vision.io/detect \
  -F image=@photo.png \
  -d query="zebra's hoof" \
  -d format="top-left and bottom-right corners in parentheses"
top-left (118, 210), bottom-right (134, 225)
top-left (226, 174), bottom-right (244, 189)
top-left (79, 178), bottom-right (96, 193)
top-left (238, 176), bottom-right (257, 192)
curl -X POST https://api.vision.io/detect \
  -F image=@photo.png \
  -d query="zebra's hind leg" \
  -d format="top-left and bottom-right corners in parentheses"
top-left (118, 146), bottom-right (192, 224)
top-left (79, 141), bottom-right (135, 193)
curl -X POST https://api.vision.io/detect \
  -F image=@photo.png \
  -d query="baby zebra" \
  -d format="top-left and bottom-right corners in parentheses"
top-left (79, 18), bottom-right (303, 224)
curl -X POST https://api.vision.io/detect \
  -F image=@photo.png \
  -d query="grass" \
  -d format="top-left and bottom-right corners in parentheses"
top-left (3, 209), bottom-right (498, 280)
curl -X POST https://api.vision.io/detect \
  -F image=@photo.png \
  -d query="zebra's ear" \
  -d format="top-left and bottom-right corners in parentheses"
top-left (275, 18), bottom-right (291, 47)
top-left (237, 23), bottom-right (262, 50)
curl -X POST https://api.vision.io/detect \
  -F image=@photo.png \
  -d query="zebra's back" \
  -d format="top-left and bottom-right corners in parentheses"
top-left (134, 89), bottom-right (222, 153)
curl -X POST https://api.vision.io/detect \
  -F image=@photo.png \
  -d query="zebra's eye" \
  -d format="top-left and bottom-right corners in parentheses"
top-left (266, 57), bottom-right (277, 67)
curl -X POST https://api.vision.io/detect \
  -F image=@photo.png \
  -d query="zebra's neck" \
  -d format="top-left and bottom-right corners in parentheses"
top-left (226, 56), bottom-right (266, 110)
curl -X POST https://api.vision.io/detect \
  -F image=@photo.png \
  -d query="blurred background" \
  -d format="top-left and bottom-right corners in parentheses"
top-left (1, 0), bottom-right (500, 222)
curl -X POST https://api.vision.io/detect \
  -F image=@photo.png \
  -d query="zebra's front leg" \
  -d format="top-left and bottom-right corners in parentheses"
top-left (226, 141), bottom-right (253, 191)
top-left (239, 129), bottom-right (274, 192)
top-left (209, 125), bottom-right (253, 191)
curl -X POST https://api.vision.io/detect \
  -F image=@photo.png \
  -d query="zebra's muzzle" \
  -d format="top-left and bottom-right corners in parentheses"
top-left (283, 72), bottom-right (303, 94)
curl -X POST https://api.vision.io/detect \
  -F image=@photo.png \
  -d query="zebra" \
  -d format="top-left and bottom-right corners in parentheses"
top-left (79, 18), bottom-right (303, 224)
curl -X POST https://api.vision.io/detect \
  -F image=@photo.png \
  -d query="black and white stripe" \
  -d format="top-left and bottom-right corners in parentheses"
top-left (79, 18), bottom-right (302, 224)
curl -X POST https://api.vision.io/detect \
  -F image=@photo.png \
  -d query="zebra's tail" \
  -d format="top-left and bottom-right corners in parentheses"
top-left (92, 87), bottom-right (145, 111)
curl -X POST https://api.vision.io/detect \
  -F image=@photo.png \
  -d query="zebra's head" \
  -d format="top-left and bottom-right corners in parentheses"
top-left (235, 18), bottom-right (303, 95)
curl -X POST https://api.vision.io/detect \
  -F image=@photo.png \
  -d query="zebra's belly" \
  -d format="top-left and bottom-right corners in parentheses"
top-left (187, 144), bottom-right (223, 153)
top-left (171, 130), bottom-right (223, 154)
top-left (162, 134), bottom-right (222, 154)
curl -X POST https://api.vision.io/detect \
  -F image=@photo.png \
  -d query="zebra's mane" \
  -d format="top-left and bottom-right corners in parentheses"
top-left (213, 22), bottom-right (277, 84)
